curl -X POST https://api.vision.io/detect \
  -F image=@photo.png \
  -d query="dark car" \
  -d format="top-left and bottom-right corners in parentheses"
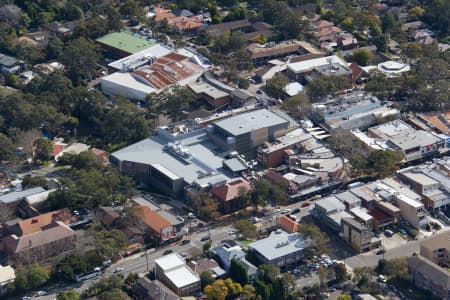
top-left (376, 249), bottom-right (386, 255)
top-left (291, 208), bottom-right (301, 214)
top-left (181, 239), bottom-right (191, 245)
top-left (163, 249), bottom-right (173, 255)
top-left (301, 202), bottom-right (311, 207)
top-left (200, 236), bottom-right (210, 242)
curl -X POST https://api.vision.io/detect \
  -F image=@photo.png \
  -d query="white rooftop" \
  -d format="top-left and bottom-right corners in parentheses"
top-left (0, 265), bottom-right (15, 284)
top-left (287, 55), bottom-right (347, 73)
top-left (396, 193), bottom-right (424, 209)
top-left (155, 253), bottom-right (186, 272)
top-left (165, 265), bottom-right (200, 288)
top-left (350, 207), bottom-right (374, 222)
top-left (101, 72), bottom-right (157, 100)
top-left (377, 61), bottom-right (410, 75)
top-left (284, 82), bottom-right (304, 97)
top-left (213, 109), bottom-right (289, 136)
top-left (108, 44), bottom-right (173, 71)
top-left (249, 230), bottom-right (308, 261)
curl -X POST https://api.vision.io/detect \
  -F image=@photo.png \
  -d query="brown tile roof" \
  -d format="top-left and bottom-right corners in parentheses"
top-left (188, 258), bottom-right (221, 275)
top-left (210, 178), bottom-right (251, 202)
top-left (130, 206), bottom-right (172, 233)
top-left (418, 112), bottom-right (450, 135)
top-left (97, 206), bottom-right (120, 226)
top-left (16, 208), bottom-right (73, 236)
top-left (153, 7), bottom-right (176, 22)
top-left (3, 221), bottom-right (76, 255)
top-left (52, 143), bottom-right (66, 157)
top-left (132, 53), bottom-right (203, 90)
top-left (368, 208), bottom-right (392, 221)
top-left (204, 19), bottom-right (252, 35)
top-left (277, 215), bottom-right (299, 233)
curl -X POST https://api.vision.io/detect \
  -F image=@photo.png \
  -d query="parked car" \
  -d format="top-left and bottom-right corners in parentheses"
top-left (163, 249), bottom-right (173, 255)
top-left (378, 275), bottom-right (387, 283)
top-left (228, 230), bottom-right (237, 235)
top-left (376, 248), bottom-right (386, 255)
top-left (291, 208), bottom-right (301, 214)
top-left (200, 236), bottom-right (210, 242)
top-left (114, 267), bottom-right (124, 273)
top-left (181, 239), bottom-right (191, 245)
top-left (35, 291), bottom-right (47, 297)
top-left (301, 202), bottom-right (311, 207)
top-left (384, 229), bottom-right (394, 237)
top-left (282, 208), bottom-right (291, 214)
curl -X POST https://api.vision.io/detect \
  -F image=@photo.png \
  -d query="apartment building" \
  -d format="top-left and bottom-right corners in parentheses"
top-left (420, 232), bottom-right (450, 268)
top-left (341, 218), bottom-right (380, 253)
top-left (409, 255), bottom-right (450, 300)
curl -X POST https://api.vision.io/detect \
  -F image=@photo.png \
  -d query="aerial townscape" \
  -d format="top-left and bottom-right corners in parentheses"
top-left (0, 1), bottom-right (449, 300)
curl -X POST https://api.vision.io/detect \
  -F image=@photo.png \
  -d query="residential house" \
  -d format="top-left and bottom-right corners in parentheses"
top-left (129, 206), bottom-right (176, 245)
top-left (187, 258), bottom-right (226, 279)
top-left (210, 178), bottom-right (251, 213)
top-left (210, 243), bottom-right (257, 278)
top-left (41, 21), bottom-right (80, 39)
top-left (248, 229), bottom-right (309, 268)
top-left (3, 220), bottom-right (76, 265)
top-left (154, 254), bottom-right (201, 297)
top-left (131, 277), bottom-right (180, 300)
top-left (0, 53), bottom-right (24, 73)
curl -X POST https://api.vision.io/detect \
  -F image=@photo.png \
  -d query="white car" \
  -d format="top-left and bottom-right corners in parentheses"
top-left (282, 208), bottom-right (291, 214)
top-left (35, 291), bottom-right (47, 296)
top-left (228, 230), bottom-right (237, 235)
top-left (114, 267), bottom-right (124, 273)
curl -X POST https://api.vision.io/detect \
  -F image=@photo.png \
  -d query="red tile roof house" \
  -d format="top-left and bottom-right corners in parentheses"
top-left (129, 206), bottom-right (177, 246)
top-left (210, 178), bottom-right (251, 214)
top-left (3, 209), bottom-right (77, 265)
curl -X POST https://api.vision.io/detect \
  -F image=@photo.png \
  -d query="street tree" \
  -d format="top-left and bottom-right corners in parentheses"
top-left (0, 133), bottom-right (14, 161)
top-left (235, 219), bottom-right (257, 239)
top-left (33, 137), bottom-right (52, 161)
top-left (298, 223), bottom-right (330, 254)
top-left (266, 74), bottom-right (288, 99)
top-left (14, 264), bottom-right (50, 292)
top-left (352, 49), bottom-right (373, 66)
top-left (57, 290), bottom-right (80, 300)
top-left (281, 93), bottom-right (312, 119)
top-left (230, 259), bottom-right (249, 285)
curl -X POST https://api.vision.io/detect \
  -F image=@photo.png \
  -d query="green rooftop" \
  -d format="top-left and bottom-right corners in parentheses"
top-left (96, 31), bottom-right (155, 54)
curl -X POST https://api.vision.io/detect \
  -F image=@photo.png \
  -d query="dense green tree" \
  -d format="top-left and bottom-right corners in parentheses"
top-left (235, 219), bottom-right (257, 240)
top-left (281, 94), bottom-right (312, 119)
top-left (367, 150), bottom-right (403, 178)
top-left (33, 137), bottom-right (52, 161)
top-left (46, 36), bottom-right (64, 60)
top-left (423, 0), bottom-right (450, 35)
top-left (15, 264), bottom-right (50, 293)
top-left (307, 75), bottom-right (352, 101)
top-left (21, 175), bottom-right (47, 189)
top-left (298, 223), bottom-right (330, 254)
top-left (57, 290), bottom-right (80, 300)
top-left (230, 259), bottom-right (249, 285)
top-left (106, 6), bottom-right (123, 31)
top-left (60, 37), bottom-right (100, 85)
top-left (0, 133), bottom-right (14, 161)
top-left (334, 263), bottom-right (348, 283)
top-left (55, 255), bottom-right (90, 282)
top-left (92, 226), bottom-right (128, 260)
top-left (266, 74), bottom-right (289, 99)
top-left (352, 49), bottom-right (373, 66)
top-left (200, 271), bottom-right (214, 288)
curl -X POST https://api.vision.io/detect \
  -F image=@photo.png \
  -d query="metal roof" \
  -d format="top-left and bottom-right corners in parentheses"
top-left (213, 109), bottom-right (289, 136)
top-left (96, 31), bottom-right (156, 54)
top-left (249, 230), bottom-right (308, 261)
top-left (0, 187), bottom-right (46, 204)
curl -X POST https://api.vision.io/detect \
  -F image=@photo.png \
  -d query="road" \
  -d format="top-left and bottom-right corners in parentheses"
top-left (36, 225), bottom-right (232, 300)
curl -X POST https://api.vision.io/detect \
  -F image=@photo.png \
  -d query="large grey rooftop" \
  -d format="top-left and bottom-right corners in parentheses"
top-left (249, 230), bottom-right (308, 261)
top-left (315, 195), bottom-right (345, 213)
top-left (111, 130), bottom-right (231, 187)
top-left (213, 109), bottom-right (289, 136)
